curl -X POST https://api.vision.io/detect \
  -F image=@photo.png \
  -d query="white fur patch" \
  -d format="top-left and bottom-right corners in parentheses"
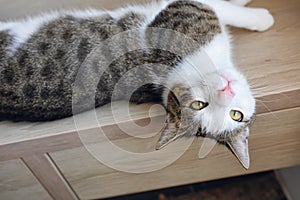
top-left (0, 0), bottom-right (172, 56)
top-left (0, 12), bottom-right (61, 55)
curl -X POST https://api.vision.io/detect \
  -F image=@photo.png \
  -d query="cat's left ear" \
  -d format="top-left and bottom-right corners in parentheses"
top-left (156, 86), bottom-right (200, 149)
top-left (226, 127), bottom-right (250, 169)
top-left (156, 90), bottom-right (183, 150)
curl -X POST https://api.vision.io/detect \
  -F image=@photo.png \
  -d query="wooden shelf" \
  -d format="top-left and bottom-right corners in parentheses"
top-left (0, 0), bottom-right (299, 199)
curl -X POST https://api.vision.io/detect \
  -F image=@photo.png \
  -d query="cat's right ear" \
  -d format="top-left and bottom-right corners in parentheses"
top-left (226, 127), bottom-right (250, 169)
top-left (156, 90), bottom-right (183, 150)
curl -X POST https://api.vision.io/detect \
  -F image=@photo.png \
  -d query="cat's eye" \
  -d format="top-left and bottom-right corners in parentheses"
top-left (190, 101), bottom-right (208, 110)
top-left (230, 110), bottom-right (244, 122)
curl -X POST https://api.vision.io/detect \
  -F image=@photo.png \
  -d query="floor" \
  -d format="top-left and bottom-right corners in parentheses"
top-left (103, 166), bottom-right (300, 200)
top-left (104, 171), bottom-right (289, 200)
top-left (277, 166), bottom-right (300, 200)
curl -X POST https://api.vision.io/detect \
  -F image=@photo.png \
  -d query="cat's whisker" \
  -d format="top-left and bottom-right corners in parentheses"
top-left (250, 84), bottom-right (272, 96)
top-left (247, 72), bottom-right (271, 85)
top-left (251, 89), bottom-right (269, 95)
top-left (249, 83), bottom-right (269, 89)
top-left (255, 98), bottom-right (276, 103)
top-left (249, 80), bottom-right (269, 89)
top-left (256, 100), bottom-right (280, 121)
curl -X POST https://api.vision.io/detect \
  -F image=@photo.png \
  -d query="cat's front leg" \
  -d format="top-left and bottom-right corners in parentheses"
top-left (200, 0), bottom-right (274, 31)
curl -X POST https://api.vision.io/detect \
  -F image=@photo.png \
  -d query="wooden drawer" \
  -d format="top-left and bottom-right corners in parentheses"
top-left (0, 159), bottom-right (51, 200)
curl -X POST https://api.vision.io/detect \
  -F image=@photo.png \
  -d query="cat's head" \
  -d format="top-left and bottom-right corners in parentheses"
top-left (156, 56), bottom-right (255, 169)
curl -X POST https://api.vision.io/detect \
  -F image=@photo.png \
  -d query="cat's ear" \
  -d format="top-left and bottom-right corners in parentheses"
top-left (156, 90), bottom-right (183, 150)
top-left (226, 127), bottom-right (250, 169)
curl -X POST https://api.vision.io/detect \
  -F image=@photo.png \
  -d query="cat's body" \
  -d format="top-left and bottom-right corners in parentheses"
top-left (0, 0), bottom-right (222, 121)
top-left (0, 0), bottom-right (274, 168)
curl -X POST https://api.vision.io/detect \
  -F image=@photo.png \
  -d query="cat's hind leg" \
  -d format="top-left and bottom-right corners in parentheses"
top-left (228, 0), bottom-right (251, 7)
top-left (201, 0), bottom-right (274, 31)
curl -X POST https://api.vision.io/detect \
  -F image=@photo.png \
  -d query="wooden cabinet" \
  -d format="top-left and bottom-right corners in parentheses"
top-left (51, 108), bottom-right (300, 200)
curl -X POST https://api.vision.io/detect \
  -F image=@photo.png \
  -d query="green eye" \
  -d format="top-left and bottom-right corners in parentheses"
top-left (230, 110), bottom-right (244, 122)
top-left (190, 101), bottom-right (208, 110)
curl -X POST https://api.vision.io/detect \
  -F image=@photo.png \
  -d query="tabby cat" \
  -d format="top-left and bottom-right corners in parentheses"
top-left (0, 0), bottom-right (274, 168)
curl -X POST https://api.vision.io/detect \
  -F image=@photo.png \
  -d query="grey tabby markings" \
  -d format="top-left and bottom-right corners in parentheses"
top-left (148, 0), bottom-right (221, 48)
top-left (0, 0), bottom-right (221, 121)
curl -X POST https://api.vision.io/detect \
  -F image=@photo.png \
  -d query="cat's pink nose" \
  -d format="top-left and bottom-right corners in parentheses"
top-left (220, 80), bottom-right (234, 97)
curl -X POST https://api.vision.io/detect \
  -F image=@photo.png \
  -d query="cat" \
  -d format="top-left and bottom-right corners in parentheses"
top-left (0, 0), bottom-right (274, 168)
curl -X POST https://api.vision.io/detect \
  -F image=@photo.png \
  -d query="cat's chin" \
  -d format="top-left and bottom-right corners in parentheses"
top-left (217, 91), bottom-right (234, 106)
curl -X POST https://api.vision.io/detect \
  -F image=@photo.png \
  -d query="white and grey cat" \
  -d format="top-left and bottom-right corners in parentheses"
top-left (0, 0), bottom-right (274, 168)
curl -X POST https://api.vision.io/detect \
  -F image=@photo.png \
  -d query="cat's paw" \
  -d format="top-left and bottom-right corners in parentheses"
top-left (250, 8), bottom-right (274, 31)
top-left (229, 0), bottom-right (252, 7)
